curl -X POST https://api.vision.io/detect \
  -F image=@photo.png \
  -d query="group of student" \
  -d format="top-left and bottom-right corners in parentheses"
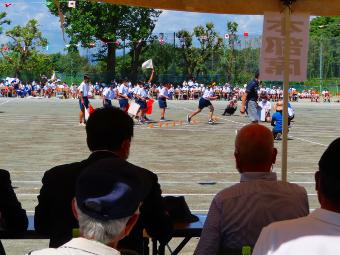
top-left (0, 107), bottom-right (340, 255)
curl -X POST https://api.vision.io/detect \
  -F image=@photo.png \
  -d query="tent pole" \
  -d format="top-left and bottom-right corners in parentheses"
top-left (282, 7), bottom-right (291, 182)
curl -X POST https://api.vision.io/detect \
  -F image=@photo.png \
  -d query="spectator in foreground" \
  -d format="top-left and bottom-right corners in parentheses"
top-left (28, 161), bottom-right (144, 255)
top-left (0, 169), bottom-right (28, 254)
top-left (195, 124), bottom-right (309, 255)
top-left (34, 107), bottom-right (172, 253)
top-left (253, 137), bottom-right (340, 255)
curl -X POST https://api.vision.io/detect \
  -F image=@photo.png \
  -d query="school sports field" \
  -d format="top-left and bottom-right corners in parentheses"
top-left (1, 97), bottom-right (340, 254)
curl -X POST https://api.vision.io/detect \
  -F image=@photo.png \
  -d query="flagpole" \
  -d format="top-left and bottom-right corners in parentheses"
top-left (282, 6), bottom-right (291, 182)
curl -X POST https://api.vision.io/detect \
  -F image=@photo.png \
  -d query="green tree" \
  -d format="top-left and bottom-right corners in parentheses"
top-left (120, 8), bottom-right (161, 82)
top-left (177, 22), bottom-right (222, 78)
top-left (0, 19), bottom-right (48, 77)
top-left (310, 16), bottom-right (340, 38)
top-left (0, 11), bottom-right (10, 34)
top-left (225, 21), bottom-right (239, 82)
top-left (46, 1), bottom-right (160, 81)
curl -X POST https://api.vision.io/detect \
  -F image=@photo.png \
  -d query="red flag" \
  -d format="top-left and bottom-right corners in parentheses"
top-left (243, 32), bottom-right (249, 37)
top-left (89, 104), bottom-right (95, 115)
top-left (146, 99), bottom-right (154, 115)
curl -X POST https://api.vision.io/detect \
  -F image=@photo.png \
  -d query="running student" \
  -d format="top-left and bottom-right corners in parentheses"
top-left (102, 85), bottom-right (116, 108)
top-left (158, 83), bottom-right (171, 121)
top-left (78, 75), bottom-right (90, 126)
top-left (136, 81), bottom-right (148, 124)
top-left (117, 79), bottom-right (130, 112)
top-left (187, 84), bottom-right (218, 125)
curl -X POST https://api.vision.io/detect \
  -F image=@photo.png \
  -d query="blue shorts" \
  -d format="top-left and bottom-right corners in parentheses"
top-left (119, 99), bottom-right (129, 109)
top-left (137, 99), bottom-right (147, 110)
top-left (198, 98), bottom-right (212, 109)
top-left (79, 97), bottom-right (89, 111)
top-left (158, 98), bottom-right (167, 109)
top-left (103, 99), bottom-right (112, 108)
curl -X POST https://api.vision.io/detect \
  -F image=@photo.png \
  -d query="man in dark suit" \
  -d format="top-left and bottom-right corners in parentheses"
top-left (0, 169), bottom-right (28, 255)
top-left (34, 107), bottom-right (172, 253)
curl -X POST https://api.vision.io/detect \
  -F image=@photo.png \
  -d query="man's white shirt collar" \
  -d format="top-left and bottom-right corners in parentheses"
top-left (61, 238), bottom-right (120, 255)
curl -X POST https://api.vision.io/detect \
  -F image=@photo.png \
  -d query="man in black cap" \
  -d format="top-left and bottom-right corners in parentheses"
top-left (29, 160), bottom-right (143, 255)
top-left (35, 107), bottom-right (172, 253)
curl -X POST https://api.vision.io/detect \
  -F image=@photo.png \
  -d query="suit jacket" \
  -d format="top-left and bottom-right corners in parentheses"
top-left (0, 169), bottom-right (28, 255)
top-left (34, 151), bottom-right (172, 252)
top-left (0, 169), bottom-right (28, 232)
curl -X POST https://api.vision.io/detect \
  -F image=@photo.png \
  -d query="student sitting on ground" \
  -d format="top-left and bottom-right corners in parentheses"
top-left (222, 97), bottom-right (237, 116)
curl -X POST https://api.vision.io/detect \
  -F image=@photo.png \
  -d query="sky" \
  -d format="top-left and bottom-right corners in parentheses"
top-left (0, 1), bottom-right (264, 54)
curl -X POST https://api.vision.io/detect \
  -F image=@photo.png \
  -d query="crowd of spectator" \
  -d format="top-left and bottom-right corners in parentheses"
top-left (0, 77), bottom-right (333, 103)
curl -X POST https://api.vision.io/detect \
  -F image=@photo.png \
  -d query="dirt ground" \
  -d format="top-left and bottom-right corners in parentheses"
top-left (1, 97), bottom-right (339, 254)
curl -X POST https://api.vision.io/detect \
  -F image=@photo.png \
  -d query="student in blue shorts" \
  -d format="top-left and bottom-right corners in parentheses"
top-left (158, 83), bottom-right (171, 121)
top-left (117, 79), bottom-right (130, 112)
top-left (187, 84), bottom-right (218, 125)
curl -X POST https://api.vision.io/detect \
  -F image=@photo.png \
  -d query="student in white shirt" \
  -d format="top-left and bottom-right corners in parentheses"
top-left (135, 81), bottom-right (148, 123)
top-left (102, 85), bottom-right (116, 108)
top-left (78, 75), bottom-right (90, 126)
top-left (158, 83), bottom-right (171, 121)
top-left (187, 84), bottom-right (218, 125)
top-left (117, 79), bottom-right (130, 112)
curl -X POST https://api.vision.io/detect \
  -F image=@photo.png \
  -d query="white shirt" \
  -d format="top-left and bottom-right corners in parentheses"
top-left (78, 82), bottom-right (89, 97)
top-left (158, 87), bottom-right (169, 98)
top-left (258, 100), bottom-right (272, 121)
top-left (118, 84), bottom-right (129, 97)
top-left (137, 87), bottom-right (148, 98)
top-left (253, 208), bottom-right (340, 255)
top-left (202, 88), bottom-right (214, 100)
top-left (195, 172), bottom-right (309, 254)
top-left (28, 237), bottom-right (120, 255)
top-left (103, 87), bottom-right (115, 100)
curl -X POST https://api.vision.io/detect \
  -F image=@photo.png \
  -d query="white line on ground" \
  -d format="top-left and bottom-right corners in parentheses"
top-left (172, 104), bottom-right (329, 147)
top-left (289, 136), bottom-right (327, 147)
top-left (0, 99), bottom-right (11, 106)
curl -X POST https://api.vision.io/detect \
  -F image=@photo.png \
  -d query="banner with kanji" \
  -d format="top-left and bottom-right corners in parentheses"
top-left (260, 12), bottom-right (310, 82)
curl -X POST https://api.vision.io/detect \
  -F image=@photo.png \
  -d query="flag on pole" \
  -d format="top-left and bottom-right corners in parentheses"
top-left (51, 71), bottom-right (57, 81)
top-left (142, 59), bottom-right (153, 69)
top-left (68, 1), bottom-right (76, 8)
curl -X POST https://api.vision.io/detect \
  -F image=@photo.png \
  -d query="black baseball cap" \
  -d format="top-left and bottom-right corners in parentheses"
top-left (76, 158), bottom-right (144, 221)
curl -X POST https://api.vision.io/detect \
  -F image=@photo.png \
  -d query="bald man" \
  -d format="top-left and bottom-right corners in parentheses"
top-left (195, 124), bottom-right (309, 255)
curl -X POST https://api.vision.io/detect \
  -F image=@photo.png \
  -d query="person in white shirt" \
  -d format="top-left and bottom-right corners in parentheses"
top-left (187, 84), bottom-right (218, 125)
top-left (117, 79), bottom-right (130, 112)
top-left (158, 83), bottom-right (171, 121)
top-left (102, 85), bottom-right (116, 108)
top-left (28, 160), bottom-right (143, 255)
top-left (78, 75), bottom-right (90, 126)
top-left (135, 81), bottom-right (148, 123)
top-left (253, 137), bottom-right (340, 255)
top-left (258, 92), bottom-right (272, 122)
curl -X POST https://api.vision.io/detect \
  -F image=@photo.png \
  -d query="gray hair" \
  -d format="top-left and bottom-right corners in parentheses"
top-left (76, 205), bottom-right (131, 244)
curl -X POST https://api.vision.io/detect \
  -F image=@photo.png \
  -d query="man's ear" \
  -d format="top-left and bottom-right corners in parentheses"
top-left (315, 171), bottom-right (320, 191)
top-left (234, 151), bottom-right (241, 173)
top-left (71, 198), bottom-right (79, 220)
top-left (123, 213), bottom-right (139, 237)
top-left (272, 148), bottom-right (277, 164)
top-left (121, 139), bottom-right (131, 159)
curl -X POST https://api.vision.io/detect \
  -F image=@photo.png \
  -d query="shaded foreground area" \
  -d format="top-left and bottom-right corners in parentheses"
top-left (0, 98), bottom-right (339, 254)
